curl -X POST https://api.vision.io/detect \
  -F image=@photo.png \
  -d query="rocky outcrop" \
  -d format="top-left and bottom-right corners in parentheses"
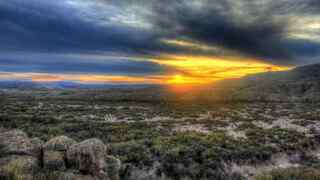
top-left (0, 130), bottom-right (42, 180)
top-left (43, 136), bottom-right (76, 171)
top-left (67, 138), bottom-right (108, 179)
top-left (0, 155), bottom-right (40, 180)
top-left (0, 129), bottom-right (121, 180)
top-left (0, 130), bottom-right (43, 157)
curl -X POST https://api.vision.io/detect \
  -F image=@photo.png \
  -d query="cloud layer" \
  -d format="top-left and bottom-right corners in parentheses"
top-left (0, 0), bottom-right (319, 83)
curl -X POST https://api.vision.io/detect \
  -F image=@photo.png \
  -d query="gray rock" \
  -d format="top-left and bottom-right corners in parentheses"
top-left (43, 136), bottom-right (76, 171)
top-left (43, 136), bottom-right (76, 152)
top-left (0, 155), bottom-right (39, 180)
top-left (0, 127), bottom-right (7, 134)
top-left (0, 130), bottom-right (42, 157)
top-left (43, 150), bottom-right (66, 171)
top-left (0, 130), bottom-right (120, 180)
top-left (67, 138), bottom-right (108, 178)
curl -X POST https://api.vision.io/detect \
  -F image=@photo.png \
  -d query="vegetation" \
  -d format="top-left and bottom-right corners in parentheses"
top-left (0, 89), bottom-right (320, 179)
top-left (254, 168), bottom-right (320, 180)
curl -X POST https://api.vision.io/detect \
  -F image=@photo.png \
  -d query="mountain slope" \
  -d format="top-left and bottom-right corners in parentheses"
top-left (228, 63), bottom-right (320, 102)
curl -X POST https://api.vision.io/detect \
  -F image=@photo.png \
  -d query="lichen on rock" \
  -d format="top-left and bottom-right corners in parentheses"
top-left (0, 129), bottom-right (43, 157)
top-left (67, 138), bottom-right (108, 178)
top-left (0, 130), bottom-right (121, 180)
top-left (43, 136), bottom-right (77, 171)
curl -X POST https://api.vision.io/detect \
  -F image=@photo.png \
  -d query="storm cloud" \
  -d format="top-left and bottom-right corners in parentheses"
top-left (0, 0), bottom-right (319, 78)
top-left (145, 0), bottom-right (320, 64)
top-left (0, 53), bottom-right (169, 75)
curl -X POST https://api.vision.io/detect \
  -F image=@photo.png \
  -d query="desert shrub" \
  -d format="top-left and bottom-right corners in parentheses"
top-left (245, 128), bottom-right (317, 151)
top-left (150, 131), bottom-right (273, 179)
top-left (254, 167), bottom-right (320, 180)
top-left (108, 140), bottom-right (153, 167)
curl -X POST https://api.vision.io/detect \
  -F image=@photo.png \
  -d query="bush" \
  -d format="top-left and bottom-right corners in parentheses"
top-left (254, 167), bottom-right (320, 180)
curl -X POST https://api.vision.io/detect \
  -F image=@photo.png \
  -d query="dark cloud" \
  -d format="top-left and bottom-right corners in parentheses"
top-left (0, 53), bottom-right (168, 75)
top-left (145, 0), bottom-right (320, 64)
top-left (0, 1), bottom-right (167, 55)
top-left (0, 0), bottom-right (319, 76)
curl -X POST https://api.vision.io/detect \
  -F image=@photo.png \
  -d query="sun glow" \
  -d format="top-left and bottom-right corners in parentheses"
top-left (167, 75), bottom-right (207, 84)
top-left (0, 72), bottom-right (164, 84)
top-left (0, 55), bottom-right (291, 86)
top-left (153, 55), bottom-right (292, 84)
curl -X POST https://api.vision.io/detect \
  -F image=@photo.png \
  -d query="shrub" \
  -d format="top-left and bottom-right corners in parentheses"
top-left (254, 167), bottom-right (320, 180)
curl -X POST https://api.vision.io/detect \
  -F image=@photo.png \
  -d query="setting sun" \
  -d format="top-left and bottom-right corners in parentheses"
top-left (154, 55), bottom-right (292, 84)
top-left (166, 74), bottom-right (209, 84)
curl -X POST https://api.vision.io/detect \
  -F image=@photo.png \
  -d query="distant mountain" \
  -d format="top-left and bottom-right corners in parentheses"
top-left (227, 63), bottom-right (320, 102)
top-left (0, 80), bottom-right (41, 90)
top-left (1, 63), bottom-right (320, 102)
top-left (0, 80), bottom-right (157, 90)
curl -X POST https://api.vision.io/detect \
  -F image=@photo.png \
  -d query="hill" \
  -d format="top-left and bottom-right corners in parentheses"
top-left (227, 63), bottom-right (320, 102)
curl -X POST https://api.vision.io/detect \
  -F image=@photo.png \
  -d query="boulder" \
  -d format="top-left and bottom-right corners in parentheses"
top-left (0, 155), bottom-right (39, 180)
top-left (43, 136), bottom-right (77, 152)
top-left (0, 130), bottom-right (42, 157)
top-left (0, 129), bottom-right (121, 180)
top-left (67, 138), bottom-right (108, 178)
top-left (43, 136), bottom-right (76, 170)
top-left (0, 127), bottom-right (7, 134)
top-left (43, 150), bottom-right (66, 171)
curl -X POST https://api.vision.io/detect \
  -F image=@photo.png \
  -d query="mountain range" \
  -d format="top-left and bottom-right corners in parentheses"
top-left (0, 80), bottom-right (155, 90)
top-left (0, 63), bottom-right (319, 102)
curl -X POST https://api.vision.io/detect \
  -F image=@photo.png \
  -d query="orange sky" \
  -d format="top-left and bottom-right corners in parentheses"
top-left (0, 54), bottom-right (292, 85)
top-left (152, 54), bottom-right (291, 84)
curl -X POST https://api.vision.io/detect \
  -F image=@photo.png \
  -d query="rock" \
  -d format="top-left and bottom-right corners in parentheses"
top-left (0, 129), bottom-right (120, 180)
top-left (31, 137), bottom-right (45, 150)
top-left (0, 127), bottom-right (7, 134)
top-left (43, 136), bottom-right (77, 152)
top-left (67, 138), bottom-right (108, 178)
top-left (0, 155), bottom-right (39, 180)
top-left (0, 130), bottom-right (42, 179)
top-left (0, 130), bottom-right (42, 157)
top-left (58, 171), bottom-right (96, 180)
top-left (105, 156), bottom-right (121, 180)
top-left (43, 136), bottom-right (77, 170)
top-left (43, 150), bottom-right (66, 171)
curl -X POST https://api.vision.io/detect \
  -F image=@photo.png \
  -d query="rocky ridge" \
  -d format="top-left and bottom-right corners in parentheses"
top-left (0, 129), bottom-right (121, 180)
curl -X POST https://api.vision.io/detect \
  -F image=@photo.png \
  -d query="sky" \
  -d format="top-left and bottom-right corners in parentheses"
top-left (0, 0), bottom-right (320, 84)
